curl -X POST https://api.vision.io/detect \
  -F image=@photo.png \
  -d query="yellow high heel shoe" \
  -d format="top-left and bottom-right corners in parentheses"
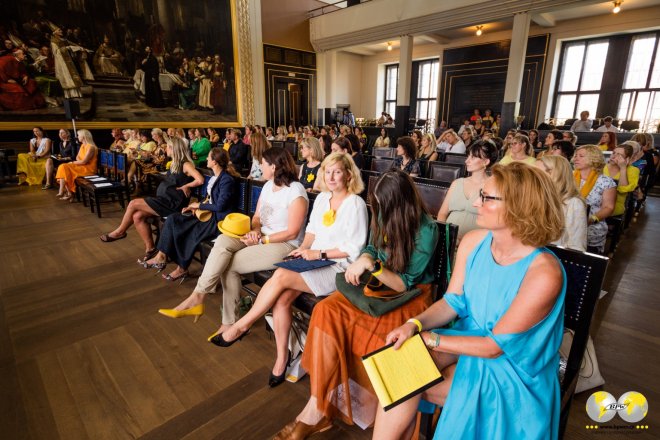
top-left (158, 304), bottom-right (204, 323)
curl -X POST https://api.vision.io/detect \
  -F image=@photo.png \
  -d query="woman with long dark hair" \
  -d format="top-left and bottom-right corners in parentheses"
top-left (273, 170), bottom-right (438, 439)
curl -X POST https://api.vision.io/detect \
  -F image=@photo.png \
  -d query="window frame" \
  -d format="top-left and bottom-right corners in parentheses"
top-left (383, 63), bottom-right (399, 116)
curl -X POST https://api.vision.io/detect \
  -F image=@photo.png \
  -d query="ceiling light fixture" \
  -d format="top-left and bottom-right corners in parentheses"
top-left (387, 42), bottom-right (392, 51)
top-left (612, 1), bottom-right (622, 13)
top-left (476, 25), bottom-right (483, 36)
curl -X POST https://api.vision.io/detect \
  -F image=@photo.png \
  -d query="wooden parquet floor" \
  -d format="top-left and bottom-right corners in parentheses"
top-left (0, 185), bottom-right (658, 439)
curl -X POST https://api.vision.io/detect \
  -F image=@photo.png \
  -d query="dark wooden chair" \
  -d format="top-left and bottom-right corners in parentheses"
top-left (373, 147), bottom-right (396, 158)
top-left (371, 157), bottom-right (394, 173)
top-left (419, 245), bottom-right (609, 440)
top-left (426, 161), bottom-right (464, 183)
top-left (360, 170), bottom-right (380, 200)
top-left (413, 177), bottom-right (451, 217)
top-left (284, 141), bottom-right (299, 161)
top-left (248, 179), bottom-right (267, 215)
top-left (442, 152), bottom-right (467, 165)
top-left (271, 140), bottom-right (285, 149)
top-left (77, 151), bottom-right (131, 218)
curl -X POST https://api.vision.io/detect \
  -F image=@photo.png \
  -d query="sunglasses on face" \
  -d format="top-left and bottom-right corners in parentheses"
top-left (479, 189), bottom-right (503, 204)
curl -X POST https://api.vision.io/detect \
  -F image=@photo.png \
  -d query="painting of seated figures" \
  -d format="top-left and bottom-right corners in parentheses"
top-left (0, 0), bottom-right (239, 124)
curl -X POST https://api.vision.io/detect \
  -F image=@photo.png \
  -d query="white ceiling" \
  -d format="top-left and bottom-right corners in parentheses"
top-left (340, 0), bottom-right (660, 55)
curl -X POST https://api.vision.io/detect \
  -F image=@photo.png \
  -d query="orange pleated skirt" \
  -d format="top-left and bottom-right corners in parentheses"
top-left (302, 284), bottom-right (433, 428)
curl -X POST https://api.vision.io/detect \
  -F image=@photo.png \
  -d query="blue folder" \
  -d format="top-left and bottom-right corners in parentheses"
top-left (273, 259), bottom-right (336, 273)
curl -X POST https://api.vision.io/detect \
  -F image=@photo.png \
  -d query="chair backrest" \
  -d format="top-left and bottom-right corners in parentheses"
top-left (620, 120), bottom-right (640, 131)
top-left (307, 191), bottom-right (318, 219)
top-left (443, 152), bottom-right (467, 165)
top-left (373, 147), bottom-right (396, 158)
top-left (432, 220), bottom-right (459, 298)
top-left (237, 177), bottom-right (249, 214)
top-left (427, 162), bottom-right (463, 183)
top-left (371, 157), bottom-right (394, 173)
top-left (413, 177), bottom-right (450, 216)
top-left (271, 140), bottom-right (284, 149)
top-left (98, 149), bottom-right (115, 177)
top-left (248, 179), bottom-right (267, 215)
top-left (284, 141), bottom-right (298, 161)
top-left (546, 245), bottom-right (608, 438)
top-left (115, 152), bottom-right (129, 184)
top-left (360, 169), bottom-right (380, 200)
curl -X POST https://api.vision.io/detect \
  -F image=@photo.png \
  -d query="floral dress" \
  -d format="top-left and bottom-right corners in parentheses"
top-left (581, 174), bottom-right (616, 252)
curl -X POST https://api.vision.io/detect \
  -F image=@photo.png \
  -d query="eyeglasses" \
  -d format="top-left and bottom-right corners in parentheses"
top-left (479, 189), bottom-right (503, 204)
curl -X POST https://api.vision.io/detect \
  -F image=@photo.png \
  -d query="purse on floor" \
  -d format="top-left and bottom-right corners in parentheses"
top-left (335, 272), bottom-right (421, 317)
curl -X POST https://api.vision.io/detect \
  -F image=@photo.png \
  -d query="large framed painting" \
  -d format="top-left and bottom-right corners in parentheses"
top-left (0, 0), bottom-right (241, 129)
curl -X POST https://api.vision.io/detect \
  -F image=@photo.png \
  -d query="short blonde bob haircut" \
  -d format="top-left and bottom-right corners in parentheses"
top-left (301, 137), bottom-right (325, 162)
top-left (316, 152), bottom-right (365, 195)
top-left (574, 144), bottom-right (606, 173)
top-left (490, 162), bottom-right (564, 247)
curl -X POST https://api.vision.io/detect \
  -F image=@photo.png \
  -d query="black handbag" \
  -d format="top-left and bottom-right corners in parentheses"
top-left (335, 272), bottom-right (421, 317)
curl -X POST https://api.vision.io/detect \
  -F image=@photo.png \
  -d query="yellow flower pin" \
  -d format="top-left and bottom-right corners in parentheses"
top-left (306, 173), bottom-right (315, 183)
top-left (322, 209), bottom-right (336, 226)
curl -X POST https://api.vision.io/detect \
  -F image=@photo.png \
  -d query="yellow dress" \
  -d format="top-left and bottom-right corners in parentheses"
top-left (17, 138), bottom-right (50, 185)
top-left (55, 143), bottom-right (98, 192)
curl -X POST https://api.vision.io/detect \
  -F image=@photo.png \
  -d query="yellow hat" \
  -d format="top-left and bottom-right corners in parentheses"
top-left (217, 213), bottom-right (251, 238)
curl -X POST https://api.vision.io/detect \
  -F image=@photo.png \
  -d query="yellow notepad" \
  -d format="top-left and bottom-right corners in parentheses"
top-left (362, 334), bottom-right (443, 411)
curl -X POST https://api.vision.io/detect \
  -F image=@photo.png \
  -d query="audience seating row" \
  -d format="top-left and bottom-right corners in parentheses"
top-left (75, 149), bottom-right (131, 218)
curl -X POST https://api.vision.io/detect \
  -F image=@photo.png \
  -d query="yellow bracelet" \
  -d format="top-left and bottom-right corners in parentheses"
top-left (372, 263), bottom-right (384, 277)
top-left (263, 235), bottom-right (270, 244)
top-left (406, 318), bottom-right (423, 333)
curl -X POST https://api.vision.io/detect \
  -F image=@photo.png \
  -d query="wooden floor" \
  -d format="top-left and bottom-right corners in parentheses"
top-left (0, 185), bottom-right (658, 440)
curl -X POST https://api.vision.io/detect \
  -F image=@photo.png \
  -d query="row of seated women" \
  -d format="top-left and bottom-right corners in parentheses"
top-left (95, 130), bottom-right (579, 438)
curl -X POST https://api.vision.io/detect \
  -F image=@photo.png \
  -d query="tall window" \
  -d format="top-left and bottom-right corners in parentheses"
top-left (415, 59), bottom-right (439, 127)
top-left (618, 33), bottom-right (660, 132)
top-left (554, 40), bottom-right (609, 124)
top-left (383, 64), bottom-right (398, 116)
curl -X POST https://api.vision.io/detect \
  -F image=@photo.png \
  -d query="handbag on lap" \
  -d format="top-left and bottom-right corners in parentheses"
top-left (335, 272), bottom-right (421, 317)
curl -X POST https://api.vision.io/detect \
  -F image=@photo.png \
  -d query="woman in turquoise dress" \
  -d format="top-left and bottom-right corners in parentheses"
top-left (373, 162), bottom-right (567, 440)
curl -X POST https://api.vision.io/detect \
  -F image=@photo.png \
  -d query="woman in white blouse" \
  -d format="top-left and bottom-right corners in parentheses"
top-left (159, 147), bottom-right (308, 335)
top-left (536, 155), bottom-right (587, 251)
top-left (217, 153), bottom-right (368, 387)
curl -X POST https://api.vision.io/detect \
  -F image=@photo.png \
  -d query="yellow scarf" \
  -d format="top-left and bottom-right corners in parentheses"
top-left (574, 169), bottom-right (599, 198)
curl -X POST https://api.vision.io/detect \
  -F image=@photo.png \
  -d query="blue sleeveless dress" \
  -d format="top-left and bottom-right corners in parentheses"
top-left (432, 232), bottom-right (566, 440)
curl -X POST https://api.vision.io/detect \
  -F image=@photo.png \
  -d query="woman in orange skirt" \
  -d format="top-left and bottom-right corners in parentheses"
top-left (56, 129), bottom-right (98, 201)
top-left (273, 170), bottom-right (439, 439)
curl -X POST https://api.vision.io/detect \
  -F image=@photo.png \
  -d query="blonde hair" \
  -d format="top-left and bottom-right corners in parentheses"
top-left (76, 129), bottom-right (96, 146)
top-left (575, 145), bottom-right (606, 172)
top-left (420, 133), bottom-right (437, 153)
top-left (339, 125), bottom-right (351, 136)
top-left (301, 137), bottom-right (325, 162)
top-left (619, 140), bottom-right (639, 157)
top-left (490, 162), bottom-right (564, 247)
top-left (316, 152), bottom-right (365, 195)
top-left (168, 136), bottom-right (193, 174)
top-left (538, 155), bottom-right (581, 202)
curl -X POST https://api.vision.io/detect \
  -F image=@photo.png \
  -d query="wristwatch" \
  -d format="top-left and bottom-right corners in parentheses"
top-left (321, 251), bottom-right (328, 261)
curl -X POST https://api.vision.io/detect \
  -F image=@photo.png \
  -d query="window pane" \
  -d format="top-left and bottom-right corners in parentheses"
top-left (647, 91), bottom-right (660, 132)
top-left (624, 35), bottom-right (656, 89)
top-left (577, 94), bottom-right (599, 118)
top-left (429, 61), bottom-right (438, 98)
top-left (558, 44), bottom-right (585, 92)
top-left (417, 100), bottom-right (429, 120)
top-left (580, 41), bottom-right (609, 91)
top-left (650, 41), bottom-right (660, 88)
top-left (417, 61), bottom-right (438, 100)
top-left (556, 94), bottom-right (577, 122)
top-left (618, 92), bottom-right (632, 121)
top-left (386, 66), bottom-right (399, 100)
top-left (385, 101), bottom-right (396, 116)
top-left (632, 91), bottom-right (650, 122)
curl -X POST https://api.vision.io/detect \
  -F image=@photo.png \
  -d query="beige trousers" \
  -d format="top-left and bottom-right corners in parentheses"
top-left (194, 234), bottom-right (295, 324)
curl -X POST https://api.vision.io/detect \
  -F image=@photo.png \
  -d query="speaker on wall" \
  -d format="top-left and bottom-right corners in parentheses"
top-left (63, 99), bottom-right (80, 120)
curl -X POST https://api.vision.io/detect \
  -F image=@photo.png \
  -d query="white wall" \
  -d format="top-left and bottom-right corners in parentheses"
top-left (334, 51), bottom-right (364, 115)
